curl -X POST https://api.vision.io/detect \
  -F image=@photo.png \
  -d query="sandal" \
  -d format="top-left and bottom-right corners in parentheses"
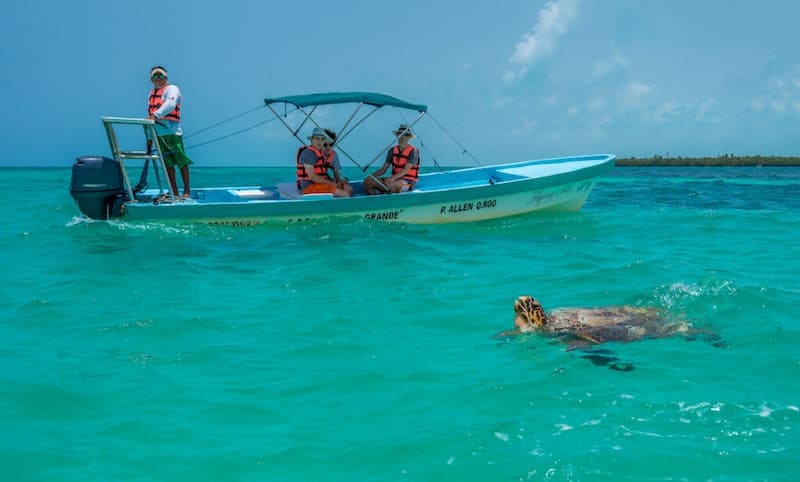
top-left (154, 193), bottom-right (176, 204)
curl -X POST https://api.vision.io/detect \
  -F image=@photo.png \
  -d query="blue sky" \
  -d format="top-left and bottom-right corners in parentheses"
top-left (2, 0), bottom-right (800, 167)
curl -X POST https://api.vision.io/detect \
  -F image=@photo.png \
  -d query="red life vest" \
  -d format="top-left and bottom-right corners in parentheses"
top-left (148, 86), bottom-right (181, 122)
top-left (390, 145), bottom-right (420, 182)
top-left (296, 145), bottom-right (331, 187)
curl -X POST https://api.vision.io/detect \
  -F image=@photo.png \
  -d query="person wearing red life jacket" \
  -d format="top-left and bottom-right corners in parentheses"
top-left (146, 66), bottom-right (193, 199)
top-left (364, 124), bottom-right (420, 195)
top-left (296, 127), bottom-right (351, 197)
top-left (322, 129), bottom-right (354, 197)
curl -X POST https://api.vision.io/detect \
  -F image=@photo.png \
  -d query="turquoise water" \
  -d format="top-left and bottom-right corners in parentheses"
top-left (1, 166), bottom-right (799, 481)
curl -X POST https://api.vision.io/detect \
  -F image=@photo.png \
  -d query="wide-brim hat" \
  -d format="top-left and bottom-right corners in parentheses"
top-left (307, 127), bottom-right (332, 141)
top-left (150, 66), bottom-right (168, 78)
top-left (393, 124), bottom-right (415, 138)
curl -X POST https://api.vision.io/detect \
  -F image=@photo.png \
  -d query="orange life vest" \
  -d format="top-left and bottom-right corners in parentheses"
top-left (296, 145), bottom-right (331, 187)
top-left (390, 145), bottom-right (419, 182)
top-left (324, 149), bottom-right (336, 167)
top-left (148, 86), bottom-right (181, 122)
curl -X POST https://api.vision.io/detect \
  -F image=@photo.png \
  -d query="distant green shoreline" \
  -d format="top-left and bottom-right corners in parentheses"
top-left (616, 155), bottom-right (800, 166)
top-left (5, 155), bottom-right (800, 168)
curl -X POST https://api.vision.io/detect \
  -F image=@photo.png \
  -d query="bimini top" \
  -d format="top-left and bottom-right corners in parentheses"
top-left (264, 92), bottom-right (427, 113)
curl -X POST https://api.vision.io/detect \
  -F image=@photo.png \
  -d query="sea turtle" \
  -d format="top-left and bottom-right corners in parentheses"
top-left (509, 295), bottom-right (724, 370)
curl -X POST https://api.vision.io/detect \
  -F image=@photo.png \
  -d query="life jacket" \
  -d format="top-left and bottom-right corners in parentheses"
top-left (148, 86), bottom-right (181, 122)
top-left (296, 145), bottom-right (331, 187)
top-left (324, 149), bottom-right (336, 168)
top-left (390, 145), bottom-right (420, 182)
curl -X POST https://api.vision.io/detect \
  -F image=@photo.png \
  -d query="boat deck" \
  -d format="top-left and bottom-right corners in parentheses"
top-left (132, 156), bottom-right (612, 205)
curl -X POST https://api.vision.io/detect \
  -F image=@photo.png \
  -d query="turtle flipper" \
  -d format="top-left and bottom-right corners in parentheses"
top-left (575, 347), bottom-right (636, 371)
top-left (685, 329), bottom-right (728, 348)
top-left (562, 333), bottom-right (599, 350)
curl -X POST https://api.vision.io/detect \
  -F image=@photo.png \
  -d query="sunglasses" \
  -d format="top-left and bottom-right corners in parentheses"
top-left (151, 74), bottom-right (165, 80)
top-left (401, 133), bottom-right (412, 137)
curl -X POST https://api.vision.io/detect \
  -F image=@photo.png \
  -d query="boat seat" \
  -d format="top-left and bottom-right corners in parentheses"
top-left (277, 183), bottom-right (303, 199)
top-left (228, 189), bottom-right (274, 200)
top-left (277, 182), bottom-right (334, 200)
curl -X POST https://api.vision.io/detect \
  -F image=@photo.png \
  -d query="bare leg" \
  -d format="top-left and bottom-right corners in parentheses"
top-left (388, 179), bottom-right (412, 193)
top-left (363, 177), bottom-right (375, 195)
top-left (166, 167), bottom-right (179, 196)
top-left (333, 187), bottom-right (351, 198)
top-left (180, 165), bottom-right (191, 198)
top-left (387, 179), bottom-right (409, 193)
top-left (364, 177), bottom-right (389, 195)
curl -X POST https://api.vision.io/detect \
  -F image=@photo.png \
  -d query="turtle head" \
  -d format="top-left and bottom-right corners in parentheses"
top-left (514, 295), bottom-right (546, 332)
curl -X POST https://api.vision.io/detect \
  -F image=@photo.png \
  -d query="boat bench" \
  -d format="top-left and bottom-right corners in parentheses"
top-left (277, 183), bottom-right (334, 200)
top-left (227, 189), bottom-right (275, 200)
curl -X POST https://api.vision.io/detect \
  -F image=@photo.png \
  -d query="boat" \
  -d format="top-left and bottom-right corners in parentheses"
top-left (69, 92), bottom-right (615, 225)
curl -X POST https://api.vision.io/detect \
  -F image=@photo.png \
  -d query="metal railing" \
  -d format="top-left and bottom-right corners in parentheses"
top-left (100, 116), bottom-right (176, 202)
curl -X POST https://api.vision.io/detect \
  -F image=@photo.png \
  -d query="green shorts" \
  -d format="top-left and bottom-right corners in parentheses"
top-left (156, 134), bottom-right (193, 169)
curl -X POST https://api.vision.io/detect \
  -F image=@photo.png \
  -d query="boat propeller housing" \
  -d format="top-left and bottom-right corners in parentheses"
top-left (69, 156), bottom-right (126, 220)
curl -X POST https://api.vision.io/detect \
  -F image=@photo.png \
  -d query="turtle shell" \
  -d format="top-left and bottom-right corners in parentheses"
top-left (546, 306), bottom-right (689, 343)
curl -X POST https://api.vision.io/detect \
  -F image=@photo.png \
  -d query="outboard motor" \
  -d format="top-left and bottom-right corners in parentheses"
top-left (69, 156), bottom-right (127, 220)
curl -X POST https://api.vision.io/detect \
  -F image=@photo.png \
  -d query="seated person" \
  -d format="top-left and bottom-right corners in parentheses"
top-left (323, 129), bottom-right (354, 197)
top-left (296, 127), bottom-right (351, 197)
top-left (364, 124), bottom-right (420, 195)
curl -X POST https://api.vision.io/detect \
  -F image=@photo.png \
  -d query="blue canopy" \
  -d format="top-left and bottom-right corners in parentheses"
top-left (264, 92), bottom-right (427, 113)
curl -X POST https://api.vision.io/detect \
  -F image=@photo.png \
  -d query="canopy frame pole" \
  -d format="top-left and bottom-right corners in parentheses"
top-left (338, 105), bottom-right (381, 145)
top-left (267, 104), bottom-right (306, 146)
top-left (263, 95), bottom-right (427, 193)
top-left (267, 104), bottom-right (306, 145)
top-left (333, 145), bottom-right (367, 172)
top-left (316, 103), bottom-right (388, 192)
top-left (293, 106), bottom-right (318, 138)
top-left (427, 112), bottom-right (486, 168)
top-left (335, 144), bottom-right (388, 192)
top-left (396, 111), bottom-right (446, 174)
top-left (335, 103), bottom-right (364, 144)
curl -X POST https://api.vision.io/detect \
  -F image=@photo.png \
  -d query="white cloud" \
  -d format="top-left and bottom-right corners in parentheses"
top-left (693, 100), bottom-right (719, 123)
top-left (745, 68), bottom-right (800, 115)
top-left (644, 102), bottom-right (678, 123)
top-left (770, 100), bottom-right (786, 113)
top-left (509, 118), bottom-right (539, 135)
top-left (492, 95), bottom-right (516, 109)
top-left (637, 99), bottom-right (722, 124)
top-left (625, 81), bottom-right (652, 101)
top-left (503, 0), bottom-right (580, 84)
top-left (593, 48), bottom-right (629, 77)
top-left (769, 78), bottom-right (786, 89)
top-left (586, 98), bottom-right (605, 112)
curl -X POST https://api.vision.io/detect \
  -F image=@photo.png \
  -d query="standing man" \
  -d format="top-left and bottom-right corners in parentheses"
top-left (363, 124), bottom-right (420, 195)
top-left (147, 65), bottom-right (193, 199)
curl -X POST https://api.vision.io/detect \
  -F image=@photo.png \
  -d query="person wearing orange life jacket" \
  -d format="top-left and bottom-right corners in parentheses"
top-left (146, 65), bottom-right (193, 199)
top-left (364, 124), bottom-right (420, 195)
top-left (296, 127), bottom-right (351, 197)
top-left (322, 128), bottom-right (354, 197)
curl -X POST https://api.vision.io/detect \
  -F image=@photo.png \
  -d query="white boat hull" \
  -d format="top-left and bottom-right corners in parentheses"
top-left (115, 155), bottom-right (614, 225)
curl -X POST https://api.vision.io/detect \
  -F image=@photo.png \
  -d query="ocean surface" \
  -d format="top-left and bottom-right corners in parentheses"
top-left (1, 166), bottom-right (799, 481)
